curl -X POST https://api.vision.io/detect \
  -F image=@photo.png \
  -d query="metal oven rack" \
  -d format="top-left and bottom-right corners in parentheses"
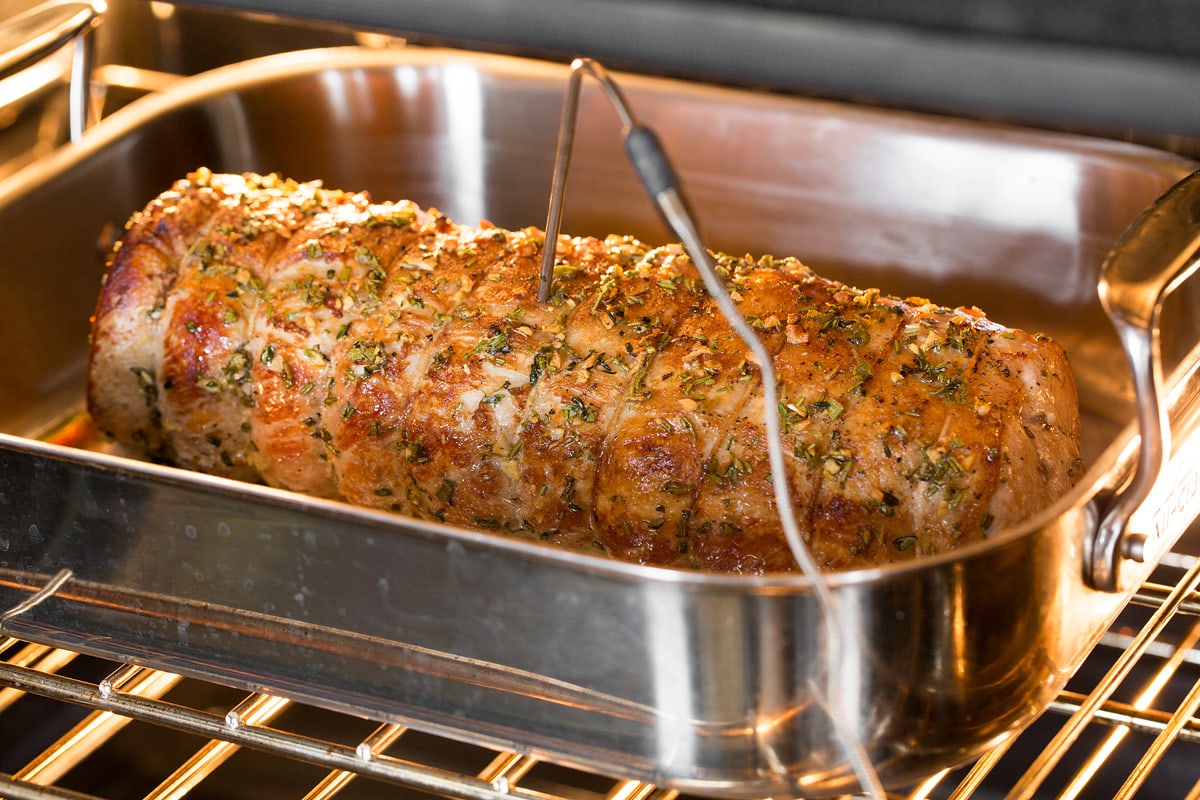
top-left (4, 549), bottom-right (1200, 799)
top-left (0, 633), bottom-right (677, 800)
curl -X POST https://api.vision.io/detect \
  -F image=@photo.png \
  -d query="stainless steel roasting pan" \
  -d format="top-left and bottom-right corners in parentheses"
top-left (3, 46), bottom-right (1200, 797)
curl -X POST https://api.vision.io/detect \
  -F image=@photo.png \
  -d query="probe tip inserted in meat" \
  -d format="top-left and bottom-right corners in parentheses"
top-left (538, 59), bottom-right (634, 304)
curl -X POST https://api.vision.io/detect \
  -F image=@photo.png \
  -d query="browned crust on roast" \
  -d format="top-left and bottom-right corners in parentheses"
top-left (88, 170), bottom-right (1084, 573)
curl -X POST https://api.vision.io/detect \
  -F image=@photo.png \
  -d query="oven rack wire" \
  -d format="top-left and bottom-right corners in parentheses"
top-left (2, 552), bottom-right (1200, 800)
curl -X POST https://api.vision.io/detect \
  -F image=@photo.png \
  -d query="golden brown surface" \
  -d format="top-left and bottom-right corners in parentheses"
top-left (88, 170), bottom-right (1083, 573)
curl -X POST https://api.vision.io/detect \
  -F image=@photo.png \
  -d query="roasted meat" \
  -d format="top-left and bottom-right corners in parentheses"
top-left (88, 170), bottom-right (1083, 572)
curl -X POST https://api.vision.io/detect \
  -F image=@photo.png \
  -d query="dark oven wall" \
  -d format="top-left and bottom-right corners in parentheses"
top-left (178, 0), bottom-right (1200, 156)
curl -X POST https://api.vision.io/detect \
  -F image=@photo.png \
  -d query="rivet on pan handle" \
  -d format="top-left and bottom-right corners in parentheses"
top-left (1091, 168), bottom-right (1200, 592)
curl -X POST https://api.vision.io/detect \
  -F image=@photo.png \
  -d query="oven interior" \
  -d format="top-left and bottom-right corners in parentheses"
top-left (5, 1), bottom-right (1200, 798)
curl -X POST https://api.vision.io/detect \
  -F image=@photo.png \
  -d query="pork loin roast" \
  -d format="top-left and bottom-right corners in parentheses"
top-left (88, 169), bottom-right (1083, 572)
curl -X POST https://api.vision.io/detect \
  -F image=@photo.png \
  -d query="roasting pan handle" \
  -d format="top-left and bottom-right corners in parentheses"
top-left (0, 0), bottom-right (103, 143)
top-left (1090, 168), bottom-right (1200, 591)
